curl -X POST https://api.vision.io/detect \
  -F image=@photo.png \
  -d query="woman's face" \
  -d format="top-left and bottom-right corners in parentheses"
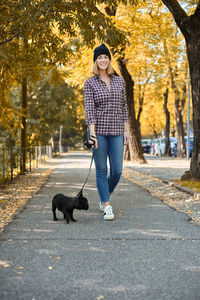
top-left (96, 54), bottom-right (110, 71)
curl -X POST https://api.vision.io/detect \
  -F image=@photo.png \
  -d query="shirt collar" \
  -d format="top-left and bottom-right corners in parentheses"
top-left (94, 74), bottom-right (114, 80)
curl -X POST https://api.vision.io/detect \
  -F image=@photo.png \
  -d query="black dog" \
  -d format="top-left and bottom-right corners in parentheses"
top-left (52, 190), bottom-right (89, 224)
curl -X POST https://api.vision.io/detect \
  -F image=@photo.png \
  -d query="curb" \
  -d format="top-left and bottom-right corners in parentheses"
top-left (162, 179), bottom-right (200, 198)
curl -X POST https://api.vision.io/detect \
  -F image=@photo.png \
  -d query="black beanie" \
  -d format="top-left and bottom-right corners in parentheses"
top-left (93, 44), bottom-right (111, 62)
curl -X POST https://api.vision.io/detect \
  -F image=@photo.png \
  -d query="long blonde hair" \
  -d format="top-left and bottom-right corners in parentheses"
top-left (92, 60), bottom-right (113, 75)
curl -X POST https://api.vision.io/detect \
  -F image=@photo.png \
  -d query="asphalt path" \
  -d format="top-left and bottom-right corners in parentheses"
top-left (0, 151), bottom-right (200, 300)
top-left (125, 154), bottom-right (191, 181)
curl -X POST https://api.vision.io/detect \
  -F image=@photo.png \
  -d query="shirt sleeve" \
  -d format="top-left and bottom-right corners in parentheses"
top-left (122, 82), bottom-right (129, 122)
top-left (84, 80), bottom-right (96, 125)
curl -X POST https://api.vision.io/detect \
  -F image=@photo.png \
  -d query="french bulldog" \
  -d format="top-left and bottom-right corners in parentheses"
top-left (52, 190), bottom-right (89, 224)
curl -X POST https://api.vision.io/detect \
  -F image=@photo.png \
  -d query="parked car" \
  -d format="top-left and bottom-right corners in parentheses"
top-left (156, 137), bottom-right (177, 156)
top-left (141, 139), bottom-right (151, 154)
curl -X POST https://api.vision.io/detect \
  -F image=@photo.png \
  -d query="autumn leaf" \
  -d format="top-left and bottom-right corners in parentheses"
top-left (97, 296), bottom-right (104, 300)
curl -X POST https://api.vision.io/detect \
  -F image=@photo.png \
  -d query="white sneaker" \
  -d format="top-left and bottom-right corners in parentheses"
top-left (103, 205), bottom-right (114, 221)
top-left (99, 202), bottom-right (104, 212)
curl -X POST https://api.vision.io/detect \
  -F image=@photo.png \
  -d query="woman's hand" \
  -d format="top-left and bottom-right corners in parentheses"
top-left (124, 131), bottom-right (129, 145)
top-left (89, 124), bottom-right (98, 149)
top-left (89, 135), bottom-right (98, 149)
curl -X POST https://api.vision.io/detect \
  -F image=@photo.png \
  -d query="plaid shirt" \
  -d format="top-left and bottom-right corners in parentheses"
top-left (84, 74), bottom-right (129, 136)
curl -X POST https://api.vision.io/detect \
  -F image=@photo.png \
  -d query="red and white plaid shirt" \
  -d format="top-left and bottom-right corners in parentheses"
top-left (84, 74), bottom-right (129, 136)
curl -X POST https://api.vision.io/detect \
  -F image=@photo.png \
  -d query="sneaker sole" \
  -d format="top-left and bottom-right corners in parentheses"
top-left (103, 216), bottom-right (115, 221)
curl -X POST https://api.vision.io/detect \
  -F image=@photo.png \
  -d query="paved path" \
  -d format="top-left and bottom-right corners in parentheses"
top-left (125, 154), bottom-right (191, 181)
top-left (0, 152), bottom-right (200, 300)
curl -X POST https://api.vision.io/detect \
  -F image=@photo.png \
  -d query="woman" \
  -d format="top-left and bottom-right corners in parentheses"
top-left (84, 43), bottom-right (129, 221)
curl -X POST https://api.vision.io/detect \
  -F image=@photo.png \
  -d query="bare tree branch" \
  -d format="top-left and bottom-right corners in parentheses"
top-left (0, 14), bottom-right (25, 33)
top-left (161, 0), bottom-right (188, 29)
top-left (0, 32), bottom-right (19, 45)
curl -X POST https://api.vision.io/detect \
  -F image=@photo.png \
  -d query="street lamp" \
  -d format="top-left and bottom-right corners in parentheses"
top-left (186, 67), bottom-right (190, 159)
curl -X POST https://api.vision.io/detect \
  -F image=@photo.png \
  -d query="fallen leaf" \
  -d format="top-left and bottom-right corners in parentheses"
top-left (1, 263), bottom-right (10, 268)
top-left (97, 296), bottom-right (104, 300)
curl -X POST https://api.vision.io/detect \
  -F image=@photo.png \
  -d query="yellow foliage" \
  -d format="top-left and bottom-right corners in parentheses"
top-left (62, 0), bottom-right (188, 137)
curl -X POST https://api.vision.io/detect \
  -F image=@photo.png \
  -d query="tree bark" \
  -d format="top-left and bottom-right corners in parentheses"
top-left (136, 84), bottom-right (144, 140)
top-left (162, 1), bottom-right (200, 179)
top-left (163, 88), bottom-right (171, 156)
top-left (187, 36), bottom-right (200, 178)
top-left (174, 98), bottom-right (186, 157)
top-left (169, 69), bottom-right (186, 157)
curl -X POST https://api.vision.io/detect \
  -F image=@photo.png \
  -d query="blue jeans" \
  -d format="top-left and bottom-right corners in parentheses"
top-left (93, 134), bottom-right (124, 203)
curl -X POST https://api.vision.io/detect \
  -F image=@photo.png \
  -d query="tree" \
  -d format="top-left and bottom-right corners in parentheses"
top-left (161, 0), bottom-right (200, 179)
top-left (139, 4), bottom-right (187, 157)
top-left (10, 70), bottom-right (81, 147)
top-left (163, 86), bottom-right (171, 156)
top-left (163, 38), bottom-right (187, 157)
top-left (63, 0), bottom-right (179, 155)
top-left (1, 0), bottom-right (136, 172)
top-left (104, 4), bottom-right (146, 163)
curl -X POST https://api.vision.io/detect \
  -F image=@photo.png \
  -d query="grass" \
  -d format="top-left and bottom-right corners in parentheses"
top-left (175, 180), bottom-right (200, 192)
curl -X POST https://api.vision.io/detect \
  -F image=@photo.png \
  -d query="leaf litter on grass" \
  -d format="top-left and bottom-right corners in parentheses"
top-left (0, 168), bottom-right (52, 232)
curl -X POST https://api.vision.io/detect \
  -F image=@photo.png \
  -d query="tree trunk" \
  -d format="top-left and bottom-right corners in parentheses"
top-left (174, 98), bottom-right (186, 157)
top-left (163, 88), bottom-right (171, 156)
top-left (124, 144), bottom-right (131, 161)
top-left (20, 76), bottom-right (27, 174)
top-left (20, 36), bottom-right (29, 174)
top-left (117, 58), bottom-right (146, 163)
top-left (187, 37), bottom-right (200, 178)
top-left (136, 84), bottom-right (144, 138)
top-left (136, 90), bottom-right (144, 142)
top-left (169, 70), bottom-right (186, 157)
top-left (161, 1), bottom-right (200, 179)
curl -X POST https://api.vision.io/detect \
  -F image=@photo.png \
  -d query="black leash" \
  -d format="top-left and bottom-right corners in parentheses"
top-left (79, 135), bottom-right (96, 192)
top-left (80, 151), bottom-right (94, 191)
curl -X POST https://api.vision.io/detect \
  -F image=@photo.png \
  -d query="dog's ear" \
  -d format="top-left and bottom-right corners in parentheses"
top-left (76, 189), bottom-right (83, 198)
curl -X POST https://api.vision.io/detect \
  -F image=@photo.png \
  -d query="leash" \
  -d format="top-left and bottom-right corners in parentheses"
top-left (80, 151), bottom-right (94, 191)
top-left (77, 135), bottom-right (96, 194)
